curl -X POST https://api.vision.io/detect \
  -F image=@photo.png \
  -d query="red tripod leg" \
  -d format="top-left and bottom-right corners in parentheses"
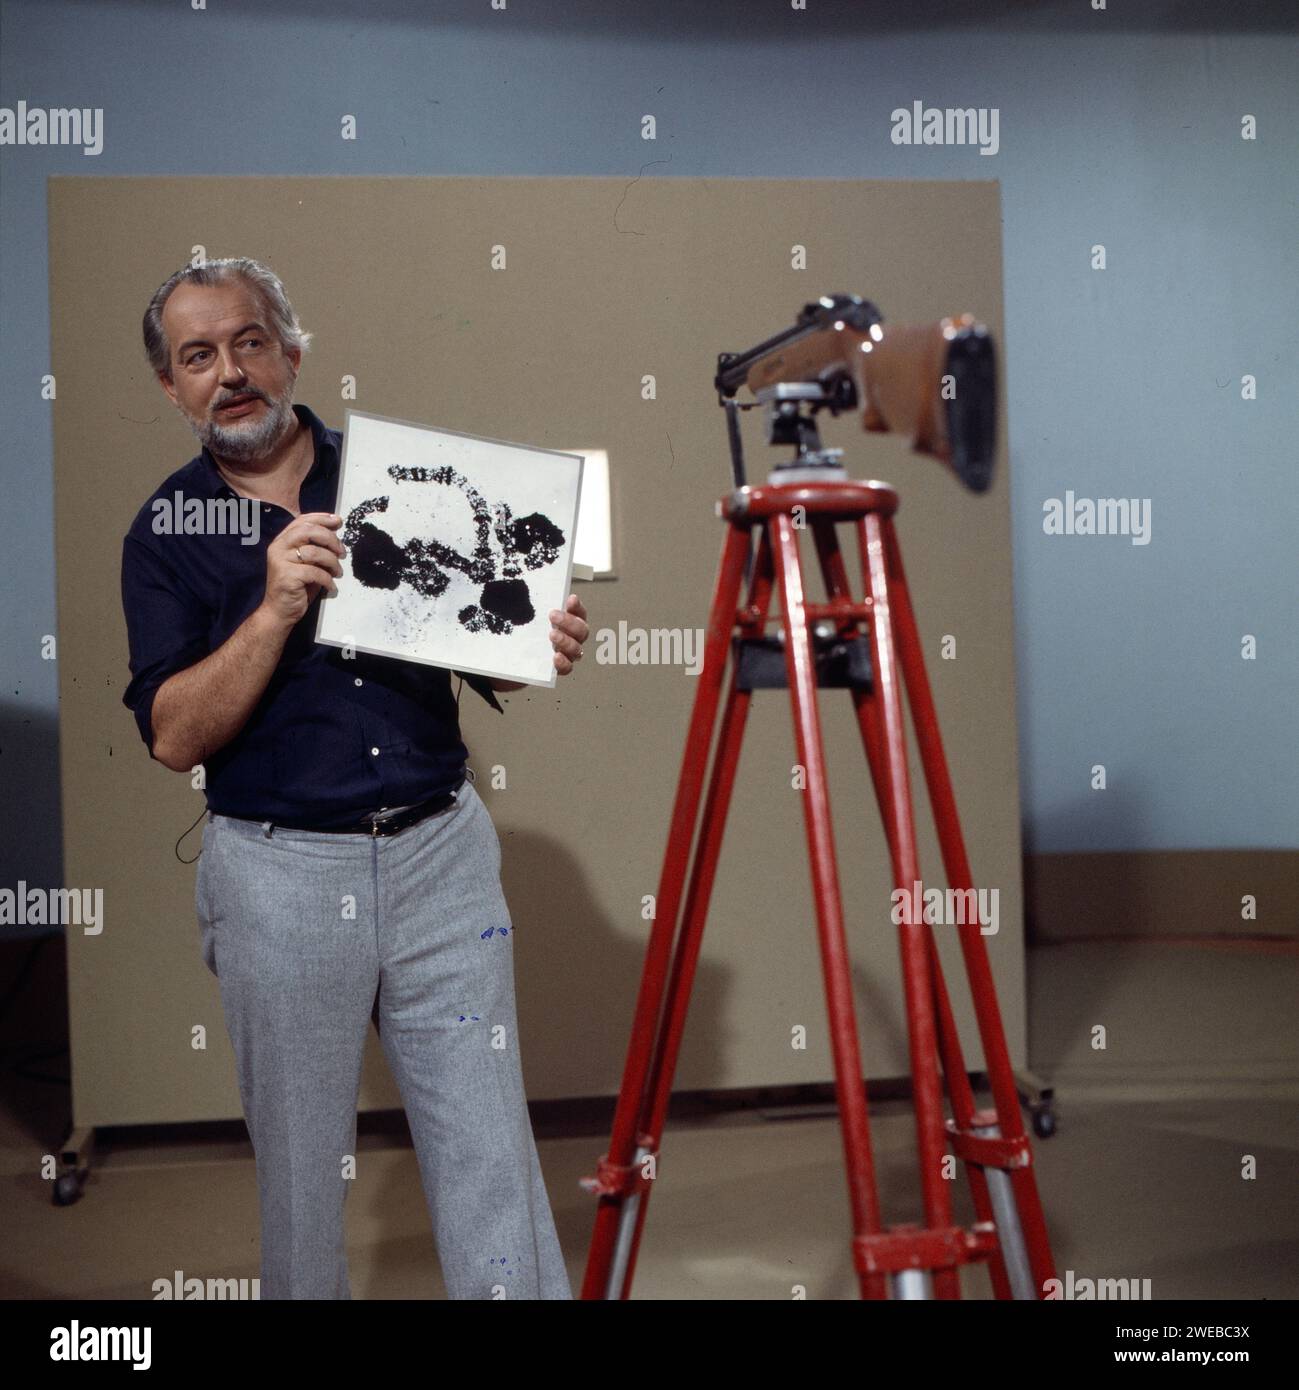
top-left (581, 518), bottom-right (752, 1299)
top-left (770, 512), bottom-right (889, 1301)
top-left (860, 511), bottom-right (960, 1300)
top-left (819, 518), bottom-right (1011, 1298)
top-left (810, 518), bottom-right (899, 866)
top-left (616, 529), bottom-right (780, 1294)
top-left (882, 517), bottom-right (1057, 1296)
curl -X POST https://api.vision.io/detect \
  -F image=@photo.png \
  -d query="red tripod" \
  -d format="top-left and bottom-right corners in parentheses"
top-left (579, 476), bottom-right (1056, 1299)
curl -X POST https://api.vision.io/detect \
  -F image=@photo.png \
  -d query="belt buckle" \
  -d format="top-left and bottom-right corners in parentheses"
top-left (366, 806), bottom-right (402, 837)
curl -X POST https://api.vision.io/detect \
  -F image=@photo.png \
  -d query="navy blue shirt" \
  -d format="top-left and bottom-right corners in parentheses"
top-left (121, 403), bottom-right (503, 828)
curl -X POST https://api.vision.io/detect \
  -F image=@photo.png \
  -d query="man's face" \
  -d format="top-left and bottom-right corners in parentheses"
top-left (157, 279), bottom-right (301, 464)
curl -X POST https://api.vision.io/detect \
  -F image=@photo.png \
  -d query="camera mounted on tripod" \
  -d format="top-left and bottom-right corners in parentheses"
top-left (715, 293), bottom-right (997, 493)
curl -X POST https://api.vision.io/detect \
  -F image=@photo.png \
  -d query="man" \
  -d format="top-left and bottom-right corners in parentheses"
top-left (122, 257), bottom-right (586, 1299)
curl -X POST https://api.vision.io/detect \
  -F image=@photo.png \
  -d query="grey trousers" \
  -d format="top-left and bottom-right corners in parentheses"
top-left (194, 778), bottom-right (572, 1300)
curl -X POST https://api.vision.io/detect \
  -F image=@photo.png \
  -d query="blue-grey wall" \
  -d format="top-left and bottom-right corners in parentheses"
top-left (2, 0), bottom-right (1295, 909)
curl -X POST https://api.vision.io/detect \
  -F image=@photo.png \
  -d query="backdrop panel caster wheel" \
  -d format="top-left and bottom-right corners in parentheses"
top-left (53, 1169), bottom-right (86, 1206)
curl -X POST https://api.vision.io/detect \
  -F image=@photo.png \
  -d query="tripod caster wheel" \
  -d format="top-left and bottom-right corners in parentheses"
top-left (1030, 1102), bottom-right (1056, 1140)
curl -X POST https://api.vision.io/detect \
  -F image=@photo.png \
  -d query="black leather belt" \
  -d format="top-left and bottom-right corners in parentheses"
top-left (231, 777), bottom-right (465, 837)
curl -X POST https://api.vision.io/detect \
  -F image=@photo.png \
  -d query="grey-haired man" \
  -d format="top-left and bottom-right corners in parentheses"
top-left (122, 258), bottom-right (586, 1298)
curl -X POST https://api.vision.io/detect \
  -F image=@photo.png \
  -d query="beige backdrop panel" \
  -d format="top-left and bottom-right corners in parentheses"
top-left (50, 175), bottom-right (1021, 1127)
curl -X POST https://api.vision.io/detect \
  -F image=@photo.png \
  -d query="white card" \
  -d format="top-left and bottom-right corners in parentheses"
top-left (315, 410), bottom-right (584, 687)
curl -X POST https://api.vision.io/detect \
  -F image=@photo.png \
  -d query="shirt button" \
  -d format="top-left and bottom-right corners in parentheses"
top-left (371, 747), bottom-right (380, 756)
top-left (355, 678), bottom-right (363, 686)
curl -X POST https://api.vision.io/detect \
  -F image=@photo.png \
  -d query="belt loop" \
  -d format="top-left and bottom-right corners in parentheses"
top-left (261, 820), bottom-right (275, 838)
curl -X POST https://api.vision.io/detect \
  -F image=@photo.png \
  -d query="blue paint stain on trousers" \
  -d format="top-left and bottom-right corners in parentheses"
top-left (195, 778), bottom-right (571, 1300)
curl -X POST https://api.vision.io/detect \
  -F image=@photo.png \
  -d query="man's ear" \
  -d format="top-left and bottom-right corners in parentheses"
top-left (157, 370), bottom-right (178, 406)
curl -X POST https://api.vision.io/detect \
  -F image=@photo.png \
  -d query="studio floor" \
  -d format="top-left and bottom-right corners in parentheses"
top-left (2, 937), bottom-right (1296, 1300)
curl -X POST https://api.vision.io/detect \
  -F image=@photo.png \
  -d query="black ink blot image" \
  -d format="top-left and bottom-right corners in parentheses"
top-left (350, 521), bottom-right (405, 591)
top-left (508, 512), bottom-right (565, 569)
top-left (342, 467), bottom-right (565, 637)
top-left (459, 579), bottom-right (534, 634)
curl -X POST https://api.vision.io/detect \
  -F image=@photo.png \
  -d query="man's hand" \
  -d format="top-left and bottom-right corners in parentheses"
top-left (261, 512), bottom-right (346, 626)
top-left (549, 593), bottom-right (589, 676)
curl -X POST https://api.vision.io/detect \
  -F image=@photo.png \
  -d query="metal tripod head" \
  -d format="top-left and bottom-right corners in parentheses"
top-left (754, 381), bottom-right (851, 485)
top-left (716, 293), bottom-right (882, 489)
top-left (715, 378), bottom-right (861, 488)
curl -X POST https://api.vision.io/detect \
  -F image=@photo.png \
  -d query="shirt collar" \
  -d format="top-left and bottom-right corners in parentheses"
top-left (199, 402), bottom-right (336, 499)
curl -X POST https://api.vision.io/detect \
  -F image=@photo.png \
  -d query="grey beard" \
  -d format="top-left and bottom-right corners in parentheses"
top-left (186, 385), bottom-right (296, 463)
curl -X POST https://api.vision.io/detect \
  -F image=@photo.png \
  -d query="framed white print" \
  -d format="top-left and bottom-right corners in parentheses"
top-left (315, 409), bottom-right (584, 687)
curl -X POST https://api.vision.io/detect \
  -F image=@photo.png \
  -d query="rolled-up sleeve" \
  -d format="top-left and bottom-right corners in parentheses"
top-left (120, 534), bottom-right (213, 757)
